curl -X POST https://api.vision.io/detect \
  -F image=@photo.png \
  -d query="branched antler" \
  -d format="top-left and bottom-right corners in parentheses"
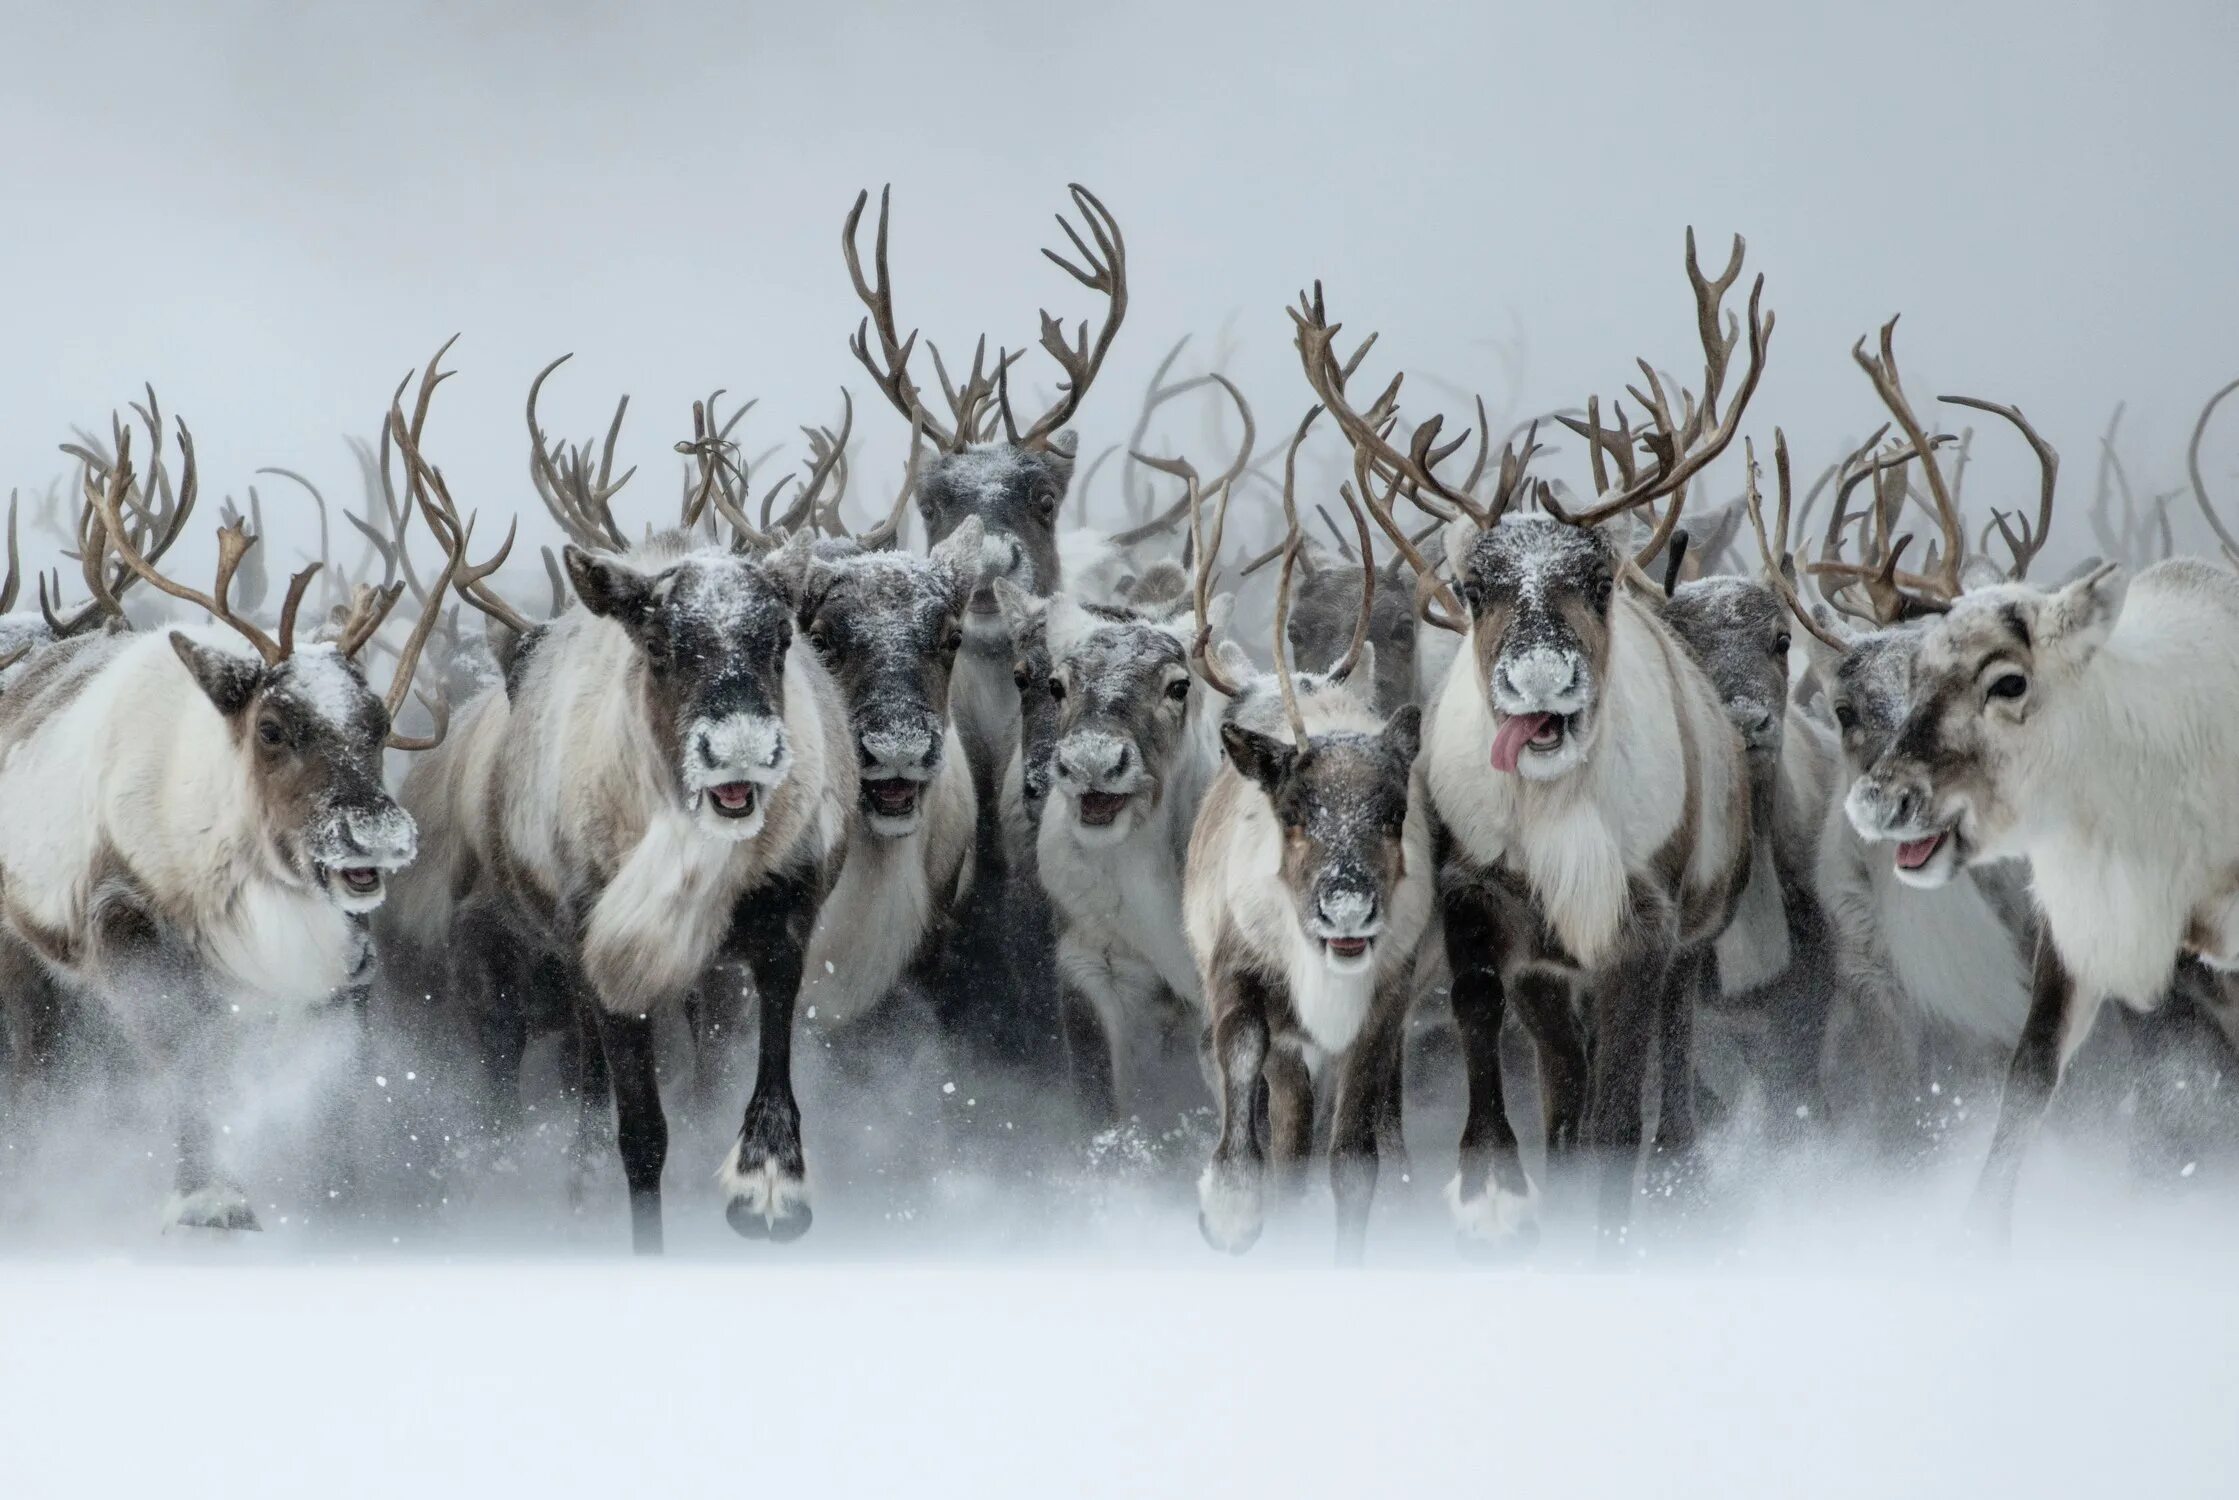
top-left (526, 354), bottom-right (634, 550)
top-left (1742, 432), bottom-right (1850, 651)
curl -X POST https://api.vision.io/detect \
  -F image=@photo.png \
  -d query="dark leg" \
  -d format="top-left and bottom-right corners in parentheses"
top-left (1968, 935), bottom-right (2095, 1247)
top-left (721, 868), bottom-right (816, 1243)
top-left (1505, 968), bottom-right (1587, 1153)
top-left (1264, 1045), bottom-right (1315, 1191)
top-left (1198, 970), bottom-right (1271, 1254)
top-left (1059, 980), bottom-right (1118, 1129)
top-left (587, 1002), bottom-right (667, 1255)
top-left (458, 910), bottom-right (531, 1140)
top-left (1584, 945), bottom-right (1670, 1247)
top-left (1330, 985), bottom-right (1409, 1266)
top-left (1652, 948), bottom-right (1704, 1157)
top-left (565, 992), bottom-right (614, 1211)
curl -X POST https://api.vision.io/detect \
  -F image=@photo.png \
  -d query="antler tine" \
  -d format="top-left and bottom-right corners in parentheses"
top-left (1743, 432), bottom-right (1849, 652)
top-left (1323, 439), bottom-right (1378, 687)
top-left (854, 409), bottom-right (929, 553)
top-left (843, 186), bottom-right (961, 453)
top-left (1849, 318), bottom-right (1963, 600)
top-left (774, 391), bottom-right (856, 536)
top-left (1010, 184), bottom-right (1128, 451)
top-left (1271, 417), bottom-right (1314, 748)
top-left (1, 490), bottom-right (17, 614)
top-left (1313, 503), bottom-right (1356, 561)
top-left (1112, 373), bottom-right (1258, 548)
top-left (87, 423), bottom-right (280, 662)
top-left (1940, 394), bottom-right (2058, 580)
top-left (526, 354), bottom-right (631, 551)
top-left (2185, 374), bottom-right (2239, 563)
top-left (1142, 448), bottom-right (1244, 698)
top-left (1343, 440), bottom-right (1466, 634)
top-left (392, 346), bottom-right (533, 641)
top-left (1289, 282), bottom-right (1488, 526)
top-left (1542, 233), bottom-right (1772, 563)
top-left (541, 545), bottom-right (570, 617)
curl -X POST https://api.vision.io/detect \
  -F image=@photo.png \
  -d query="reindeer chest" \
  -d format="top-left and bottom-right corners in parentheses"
top-left (1042, 832), bottom-right (1194, 997)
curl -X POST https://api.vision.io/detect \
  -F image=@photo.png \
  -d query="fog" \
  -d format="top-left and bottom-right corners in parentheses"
top-left (3, 0), bottom-right (2236, 578)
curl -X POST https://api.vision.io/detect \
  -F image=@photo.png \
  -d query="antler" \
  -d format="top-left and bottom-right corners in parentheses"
top-left (391, 340), bottom-right (531, 644)
top-left (1742, 432), bottom-right (1850, 651)
top-left (1843, 317), bottom-right (1966, 601)
top-left (2187, 375), bottom-right (2239, 564)
top-left (1544, 231), bottom-right (1773, 571)
top-left (1270, 412), bottom-right (1316, 748)
top-left (1117, 374), bottom-right (1256, 549)
top-left (1142, 442), bottom-right (1250, 699)
top-left (1, 491), bottom-right (17, 615)
top-left (526, 354), bottom-right (634, 551)
top-left (999, 184), bottom-right (1129, 451)
top-left (1940, 394), bottom-right (2057, 580)
top-left (854, 411), bottom-right (930, 553)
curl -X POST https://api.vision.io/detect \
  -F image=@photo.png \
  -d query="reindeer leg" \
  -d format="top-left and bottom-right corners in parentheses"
top-left (1264, 1045), bottom-right (1314, 1197)
top-left (585, 999), bottom-right (666, 1255)
top-left (1059, 978), bottom-right (1119, 1130)
top-left (1651, 948), bottom-right (1705, 1158)
top-left (719, 864), bottom-right (818, 1244)
top-left (1584, 943), bottom-right (1669, 1253)
top-left (1330, 980), bottom-right (1410, 1267)
top-left (456, 904), bottom-right (530, 1144)
top-left (1198, 967), bottom-right (1271, 1255)
top-left (1968, 936), bottom-right (2098, 1247)
top-left (565, 989), bottom-right (614, 1212)
top-left (1444, 894), bottom-right (1543, 1254)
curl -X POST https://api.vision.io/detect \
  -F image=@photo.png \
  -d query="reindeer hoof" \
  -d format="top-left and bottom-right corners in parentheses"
top-left (163, 1185), bottom-right (261, 1234)
top-left (1446, 1171), bottom-right (1539, 1260)
top-left (1196, 1161), bottom-right (1264, 1254)
top-left (718, 1138), bottom-right (812, 1244)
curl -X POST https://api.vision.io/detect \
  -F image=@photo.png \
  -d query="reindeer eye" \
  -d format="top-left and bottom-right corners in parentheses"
top-left (944, 628), bottom-right (965, 653)
top-left (1772, 632), bottom-right (1791, 656)
top-left (256, 719), bottom-right (286, 748)
top-left (1987, 673), bottom-right (2027, 701)
top-left (1035, 486), bottom-right (1061, 518)
top-left (1048, 677), bottom-right (1067, 703)
top-left (1164, 678), bottom-right (1189, 704)
top-left (1834, 704), bottom-right (1858, 731)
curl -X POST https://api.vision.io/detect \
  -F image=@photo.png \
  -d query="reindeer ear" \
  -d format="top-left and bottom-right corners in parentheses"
top-left (1204, 591), bottom-right (1235, 637)
top-left (1959, 556), bottom-right (2007, 594)
top-left (767, 532), bottom-right (831, 625)
top-left (1221, 720), bottom-right (1297, 795)
top-left (1379, 703), bottom-right (1424, 769)
top-left (1798, 603), bottom-right (1850, 689)
top-left (566, 547), bottom-right (661, 642)
top-left (1441, 516), bottom-right (1481, 598)
top-left (1332, 640), bottom-right (1377, 696)
top-left (1212, 639), bottom-right (1254, 686)
top-left (170, 631), bottom-right (261, 719)
top-left (930, 515), bottom-right (988, 609)
top-left (2038, 562), bottom-right (2126, 661)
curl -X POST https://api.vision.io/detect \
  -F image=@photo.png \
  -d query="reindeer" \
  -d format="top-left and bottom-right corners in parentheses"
top-left (1659, 475), bottom-right (1843, 1131)
top-left (1830, 329), bottom-right (2239, 1236)
top-left (1297, 232), bottom-right (1763, 1248)
top-left (1188, 411), bottom-right (1430, 1263)
top-left (0, 358), bottom-right (469, 1230)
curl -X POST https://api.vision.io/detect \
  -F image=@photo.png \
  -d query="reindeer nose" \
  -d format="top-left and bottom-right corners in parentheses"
top-left (1729, 700), bottom-right (1775, 740)
top-left (1056, 737), bottom-right (1130, 785)
top-left (1318, 886), bottom-right (1377, 933)
top-left (1498, 648), bottom-right (1576, 704)
top-left (861, 726), bottom-right (936, 771)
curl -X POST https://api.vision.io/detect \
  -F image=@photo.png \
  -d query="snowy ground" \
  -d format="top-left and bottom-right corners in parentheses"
top-left (6, 1009), bottom-right (2239, 1496)
top-left (6, 1254), bottom-right (2237, 1498)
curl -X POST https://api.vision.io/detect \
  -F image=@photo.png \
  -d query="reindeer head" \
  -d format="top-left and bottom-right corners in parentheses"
top-left (1044, 600), bottom-right (1200, 848)
top-left (1845, 565), bottom-right (2126, 888)
top-left (1222, 707), bottom-right (1422, 976)
top-left (171, 636), bottom-right (416, 913)
top-left (776, 518), bottom-right (983, 837)
top-left (1663, 574), bottom-right (1792, 761)
top-left (1287, 556), bottom-right (1417, 713)
top-left (1448, 516), bottom-right (1617, 780)
top-left (566, 546), bottom-right (797, 841)
top-left (915, 444), bottom-right (1074, 645)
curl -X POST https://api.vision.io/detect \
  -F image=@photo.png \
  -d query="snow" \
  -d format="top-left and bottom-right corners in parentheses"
top-left (3, 1258), bottom-right (2235, 1497)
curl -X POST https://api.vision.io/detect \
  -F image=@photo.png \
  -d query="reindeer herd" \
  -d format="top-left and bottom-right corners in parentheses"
top-left (1, 185), bottom-right (2236, 1262)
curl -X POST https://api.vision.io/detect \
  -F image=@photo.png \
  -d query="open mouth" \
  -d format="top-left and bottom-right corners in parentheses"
top-left (328, 865), bottom-right (384, 899)
top-left (1894, 832), bottom-right (1948, 872)
top-left (708, 782), bottom-right (760, 820)
top-left (863, 778), bottom-right (921, 820)
top-left (1077, 790), bottom-right (1129, 827)
top-left (1490, 711), bottom-right (1570, 773)
top-left (1325, 936), bottom-right (1371, 961)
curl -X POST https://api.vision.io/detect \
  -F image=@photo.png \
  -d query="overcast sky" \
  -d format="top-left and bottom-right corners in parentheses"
top-left (3, 0), bottom-right (2234, 588)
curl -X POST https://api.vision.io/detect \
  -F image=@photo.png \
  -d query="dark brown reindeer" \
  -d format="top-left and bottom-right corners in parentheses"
top-left (1296, 232), bottom-right (1763, 1250)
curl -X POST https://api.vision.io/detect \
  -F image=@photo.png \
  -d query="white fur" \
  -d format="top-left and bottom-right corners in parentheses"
top-left (1196, 1158), bottom-right (1264, 1252)
top-left (1425, 591), bottom-right (1741, 967)
top-left (1445, 1168), bottom-right (1540, 1246)
top-left (716, 1134), bottom-right (810, 1227)
top-left (0, 627), bottom-right (368, 1012)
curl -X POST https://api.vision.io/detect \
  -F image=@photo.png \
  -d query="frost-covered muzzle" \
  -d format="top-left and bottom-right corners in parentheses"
top-left (1052, 726), bottom-right (1150, 846)
top-left (686, 710), bottom-right (792, 840)
top-left (1844, 768), bottom-right (1969, 889)
top-left (305, 799), bottom-right (419, 913)
top-left (1724, 695), bottom-right (1780, 756)
top-left (1307, 882), bottom-right (1382, 976)
top-left (965, 531), bottom-right (1032, 642)
top-left (858, 721), bottom-right (940, 837)
top-left (1488, 643), bottom-right (1595, 780)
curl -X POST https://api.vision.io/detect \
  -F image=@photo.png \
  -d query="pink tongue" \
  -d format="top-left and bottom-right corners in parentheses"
top-left (1896, 835), bottom-right (1942, 870)
top-left (1490, 714), bottom-right (1554, 774)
